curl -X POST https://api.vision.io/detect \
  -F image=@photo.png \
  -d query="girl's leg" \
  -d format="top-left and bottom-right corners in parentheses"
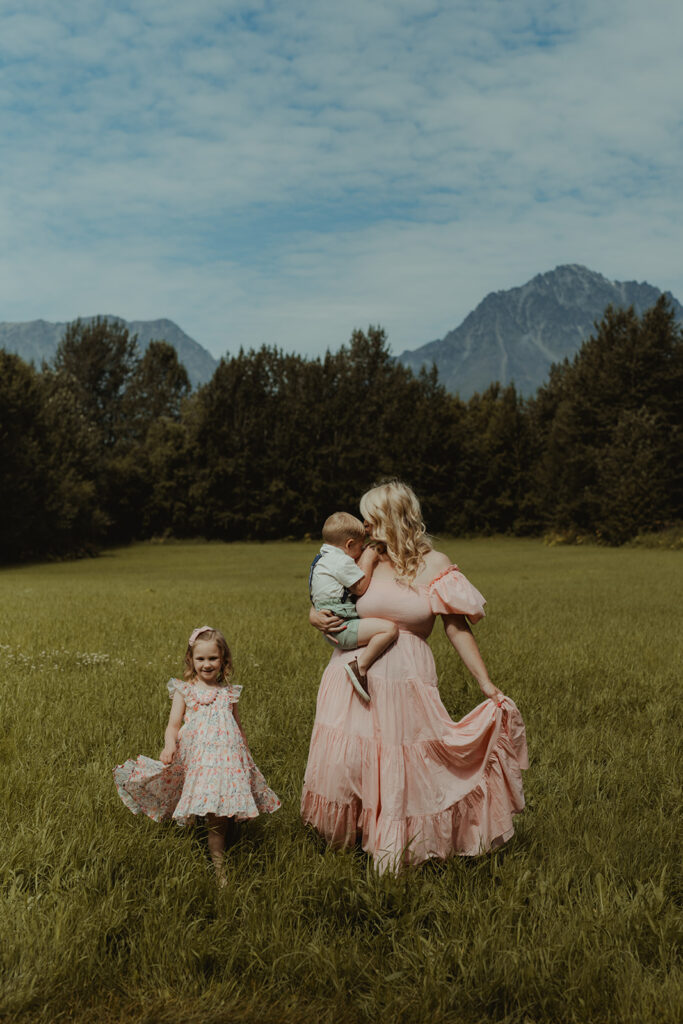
top-left (354, 618), bottom-right (399, 675)
top-left (206, 814), bottom-right (230, 884)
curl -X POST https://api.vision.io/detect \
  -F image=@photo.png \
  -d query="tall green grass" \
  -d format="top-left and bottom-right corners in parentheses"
top-left (0, 540), bottom-right (680, 1023)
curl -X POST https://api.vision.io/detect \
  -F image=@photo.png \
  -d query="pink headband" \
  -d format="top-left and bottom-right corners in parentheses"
top-left (189, 626), bottom-right (214, 646)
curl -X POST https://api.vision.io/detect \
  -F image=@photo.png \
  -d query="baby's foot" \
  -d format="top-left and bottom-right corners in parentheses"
top-left (345, 659), bottom-right (371, 702)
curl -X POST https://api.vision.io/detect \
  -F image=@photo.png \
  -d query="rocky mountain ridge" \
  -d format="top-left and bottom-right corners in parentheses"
top-left (398, 264), bottom-right (683, 397)
top-left (4, 266), bottom-right (682, 397)
top-left (0, 315), bottom-right (218, 387)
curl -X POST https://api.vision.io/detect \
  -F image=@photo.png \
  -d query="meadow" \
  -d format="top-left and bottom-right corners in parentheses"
top-left (0, 539), bottom-right (680, 1024)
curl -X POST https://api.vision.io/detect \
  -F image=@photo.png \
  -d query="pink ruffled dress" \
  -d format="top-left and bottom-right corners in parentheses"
top-left (300, 565), bottom-right (528, 873)
top-left (114, 679), bottom-right (281, 824)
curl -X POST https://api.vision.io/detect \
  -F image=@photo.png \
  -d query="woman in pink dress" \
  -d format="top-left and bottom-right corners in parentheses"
top-left (301, 480), bottom-right (528, 874)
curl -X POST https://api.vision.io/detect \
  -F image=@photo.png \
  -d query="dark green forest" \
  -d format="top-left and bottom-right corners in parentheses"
top-left (1, 299), bottom-right (681, 563)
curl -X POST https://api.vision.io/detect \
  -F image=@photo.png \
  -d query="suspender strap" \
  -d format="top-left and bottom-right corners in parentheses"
top-left (309, 552), bottom-right (357, 605)
top-left (308, 553), bottom-right (323, 604)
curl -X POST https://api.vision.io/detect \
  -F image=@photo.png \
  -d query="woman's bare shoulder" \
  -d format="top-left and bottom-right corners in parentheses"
top-left (413, 548), bottom-right (451, 584)
top-left (426, 549), bottom-right (451, 572)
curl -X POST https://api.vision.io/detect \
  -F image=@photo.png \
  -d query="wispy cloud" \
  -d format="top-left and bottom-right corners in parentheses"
top-left (1, 0), bottom-right (682, 357)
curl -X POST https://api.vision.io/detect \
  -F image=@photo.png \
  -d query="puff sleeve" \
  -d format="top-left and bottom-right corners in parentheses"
top-left (226, 683), bottom-right (242, 704)
top-left (428, 566), bottom-right (486, 623)
top-left (166, 678), bottom-right (241, 706)
top-left (166, 677), bottom-right (185, 699)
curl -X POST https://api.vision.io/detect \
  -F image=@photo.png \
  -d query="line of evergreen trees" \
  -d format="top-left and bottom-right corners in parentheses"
top-left (1, 299), bottom-right (681, 563)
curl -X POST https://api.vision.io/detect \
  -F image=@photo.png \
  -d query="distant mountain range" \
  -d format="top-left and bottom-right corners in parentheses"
top-left (4, 265), bottom-right (682, 397)
top-left (398, 264), bottom-right (683, 398)
top-left (0, 316), bottom-right (218, 387)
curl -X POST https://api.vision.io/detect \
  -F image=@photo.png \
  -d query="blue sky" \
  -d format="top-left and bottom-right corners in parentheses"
top-left (1, 0), bottom-right (682, 359)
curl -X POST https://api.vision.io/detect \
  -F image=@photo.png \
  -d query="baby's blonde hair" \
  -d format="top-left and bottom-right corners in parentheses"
top-left (183, 627), bottom-right (233, 683)
top-left (322, 511), bottom-right (365, 547)
top-left (359, 480), bottom-right (432, 582)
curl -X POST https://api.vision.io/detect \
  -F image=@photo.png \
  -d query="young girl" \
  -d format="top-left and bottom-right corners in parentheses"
top-left (114, 626), bottom-right (280, 883)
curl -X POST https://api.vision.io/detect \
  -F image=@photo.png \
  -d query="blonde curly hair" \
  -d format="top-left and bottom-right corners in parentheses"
top-left (359, 480), bottom-right (432, 582)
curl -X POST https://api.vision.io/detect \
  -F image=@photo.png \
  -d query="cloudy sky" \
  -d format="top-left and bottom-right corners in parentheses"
top-left (1, 0), bottom-right (681, 359)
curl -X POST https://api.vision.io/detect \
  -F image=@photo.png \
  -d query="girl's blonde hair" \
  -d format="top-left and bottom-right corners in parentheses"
top-left (183, 627), bottom-right (233, 683)
top-left (359, 480), bottom-right (432, 582)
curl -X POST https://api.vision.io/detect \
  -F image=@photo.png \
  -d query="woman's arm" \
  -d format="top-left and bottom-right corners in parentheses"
top-left (442, 613), bottom-right (503, 702)
top-left (160, 690), bottom-right (186, 763)
top-left (309, 604), bottom-right (347, 641)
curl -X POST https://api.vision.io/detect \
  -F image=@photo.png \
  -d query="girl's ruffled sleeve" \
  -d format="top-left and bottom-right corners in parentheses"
top-left (166, 677), bottom-right (186, 699)
top-left (227, 683), bottom-right (243, 704)
top-left (428, 566), bottom-right (486, 623)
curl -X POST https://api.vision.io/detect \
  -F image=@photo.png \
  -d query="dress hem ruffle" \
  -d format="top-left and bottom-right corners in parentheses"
top-left (300, 698), bottom-right (527, 873)
top-left (114, 751), bottom-right (281, 826)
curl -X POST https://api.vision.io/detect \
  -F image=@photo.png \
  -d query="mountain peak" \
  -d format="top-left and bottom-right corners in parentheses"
top-left (398, 266), bottom-right (683, 398)
top-left (0, 315), bottom-right (218, 387)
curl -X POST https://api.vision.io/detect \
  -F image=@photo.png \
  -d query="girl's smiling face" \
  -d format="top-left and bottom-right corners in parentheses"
top-left (192, 639), bottom-right (223, 685)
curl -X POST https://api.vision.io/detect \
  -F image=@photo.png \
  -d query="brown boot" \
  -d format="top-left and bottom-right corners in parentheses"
top-left (344, 659), bottom-right (371, 701)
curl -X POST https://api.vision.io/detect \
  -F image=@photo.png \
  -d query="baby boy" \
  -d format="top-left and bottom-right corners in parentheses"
top-left (309, 512), bottom-right (398, 701)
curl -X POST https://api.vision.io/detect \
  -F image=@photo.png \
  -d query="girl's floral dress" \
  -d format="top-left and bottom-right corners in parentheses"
top-left (114, 679), bottom-right (280, 823)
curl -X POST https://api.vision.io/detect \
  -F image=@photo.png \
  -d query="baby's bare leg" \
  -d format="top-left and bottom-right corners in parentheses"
top-left (354, 618), bottom-right (399, 674)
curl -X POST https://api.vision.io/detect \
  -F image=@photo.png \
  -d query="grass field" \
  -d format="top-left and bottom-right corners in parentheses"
top-left (0, 539), bottom-right (680, 1024)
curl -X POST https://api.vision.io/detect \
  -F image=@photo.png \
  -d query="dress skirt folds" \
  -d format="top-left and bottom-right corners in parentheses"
top-left (114, 679), bottom-right (280, 824)
top-left (300, 566), bottom-right (528, 873)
